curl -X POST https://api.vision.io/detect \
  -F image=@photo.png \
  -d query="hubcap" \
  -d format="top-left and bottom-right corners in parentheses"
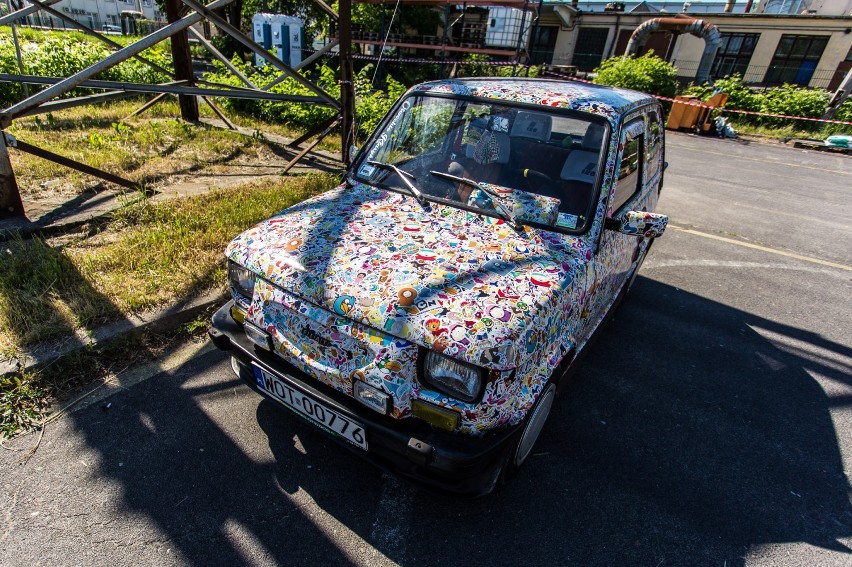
top-left (515, 384), bottom-right (555, 466)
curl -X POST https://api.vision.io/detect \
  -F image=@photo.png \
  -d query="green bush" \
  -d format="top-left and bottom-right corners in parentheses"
top-left (0, 31), bottom-right (171, 107)
top-left (683, 74), bottom-right (852, 134)
top-left (592, 51), bottom-right (678, 98)
top-left (204, 58), bottom-right (406, 136)
top-left (683, 74), bottom-right (760, 113)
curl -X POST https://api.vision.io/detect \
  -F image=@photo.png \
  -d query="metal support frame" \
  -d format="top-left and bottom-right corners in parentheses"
top-left (14, 139), bottom-right (138, 190)
top-left (165, 0), bottom-right (200, 121)
top-left (339, 0), bottom-right (355, 163)
top-left (188, 27), bottom-right (257, 89)
top-left (283, 117), bottom-right (342, 174)
top-left (0, 0), bottom-right (355, 220)
top-left (180, 0), bottom-right (341, 108)
top-left (0, 75), bottom-right (327, 103)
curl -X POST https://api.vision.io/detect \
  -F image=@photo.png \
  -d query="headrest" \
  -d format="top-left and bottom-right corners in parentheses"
top-left (510, 111), bottom-right (552, 141)
top-left (582, 123), bottom-right (606, 151)
top-left (473, 131), bottom-right (510, 165)
top-left (560, 150), bottom-right (599, 182)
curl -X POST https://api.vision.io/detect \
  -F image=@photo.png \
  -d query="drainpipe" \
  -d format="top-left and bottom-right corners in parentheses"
top-left (724, 0), bottom-right (736, 12)
top-left (607, 12), bottom-right (621, 58)
top-left (624, 16), bottom-right (721, 83)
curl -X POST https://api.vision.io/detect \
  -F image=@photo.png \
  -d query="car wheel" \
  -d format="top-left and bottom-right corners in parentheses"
top-left (626, 238), bottom-right (654, 293)
top-left (498, 381), bottom-right (557, 484)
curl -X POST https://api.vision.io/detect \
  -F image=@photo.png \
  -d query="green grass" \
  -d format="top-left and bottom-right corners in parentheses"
top-left (725, 120), bottom-right (832, 141)
top-left (7, 98), bottom-right (343, 195)
top-left (0, 26), bottom-right (154, 48)
top-left (0, 372), bottom-right (47, 437)
top-left (0, 172), bottom-right (336, 354)
top-left (8, 99), bottom-right (251, 195)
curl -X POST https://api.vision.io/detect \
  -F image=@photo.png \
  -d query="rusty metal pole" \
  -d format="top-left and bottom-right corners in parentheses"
top-left (165, 0), bottom-right (199, 121)
top-left (0, 134), bottom-right (24, 219)
top-left (339, 0), bottom-right (355, 163)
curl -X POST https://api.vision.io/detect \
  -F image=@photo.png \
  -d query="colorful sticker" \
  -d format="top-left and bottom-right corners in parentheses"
top-left (556, 213), bottom-right (579, 229)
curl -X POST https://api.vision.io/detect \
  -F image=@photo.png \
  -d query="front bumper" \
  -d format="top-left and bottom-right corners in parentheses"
top-left (209, 301), bottom-right (519, 496)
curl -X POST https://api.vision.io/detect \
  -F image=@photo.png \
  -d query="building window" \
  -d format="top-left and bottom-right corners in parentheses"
top-left (765, 34), bottom-right (828, 86)
top-left (711, 33), bottom-right (759, 78)
top-left (573, 28), bottom-right (609, 72)
top-left (528, 26), bottom-right (559, 66)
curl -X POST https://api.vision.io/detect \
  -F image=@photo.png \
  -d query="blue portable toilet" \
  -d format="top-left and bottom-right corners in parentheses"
top-left (252, 13), bottom-right (305, 68)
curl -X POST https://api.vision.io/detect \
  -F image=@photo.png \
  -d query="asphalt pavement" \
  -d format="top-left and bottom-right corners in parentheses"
top-left (1, 133), bottom-right (851, 567)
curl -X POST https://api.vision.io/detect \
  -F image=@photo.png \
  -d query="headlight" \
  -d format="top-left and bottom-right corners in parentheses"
top-left (228, 260), bottom-right (256, 300)
top-left (423, 351), bottom-right (483, 403)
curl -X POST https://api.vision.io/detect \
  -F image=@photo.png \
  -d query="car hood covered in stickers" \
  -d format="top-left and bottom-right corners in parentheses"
top-left (226, 182), bottom-right (592, 370)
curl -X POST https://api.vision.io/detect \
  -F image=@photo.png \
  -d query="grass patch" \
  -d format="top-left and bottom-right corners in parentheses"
top-left (7, 98), bottom-right (344, 197)
top-left (1, 372), bottom-right (47, 437)
top-left (0, 172), bottom-right (336, 353)
top-left (7, 99), bottom-right (266, 196)
top-left (726, 121), bottom-right (832, 141)
top-left (1, 315), bottom-right (215, 439)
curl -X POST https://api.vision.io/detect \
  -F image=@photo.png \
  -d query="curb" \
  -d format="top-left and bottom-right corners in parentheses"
top-left (1, 289), bottom-right (227, 377)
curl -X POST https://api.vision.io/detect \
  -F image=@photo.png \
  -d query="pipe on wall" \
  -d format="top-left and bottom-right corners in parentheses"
top-left (624, 16), bottom-right (722, 84)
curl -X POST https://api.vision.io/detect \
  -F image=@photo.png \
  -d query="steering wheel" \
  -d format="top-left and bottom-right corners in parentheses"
top-left (518, 168), bottom-right (552, 193)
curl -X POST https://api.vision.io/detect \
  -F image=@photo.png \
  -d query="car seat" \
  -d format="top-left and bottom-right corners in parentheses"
top-left (558, 123), bottom-right (606, 215)
top-left (467, 130), bottom-right (511, 186)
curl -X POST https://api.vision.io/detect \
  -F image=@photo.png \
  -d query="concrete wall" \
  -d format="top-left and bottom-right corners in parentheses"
top-left (550, 10), bottom-right (852, 88)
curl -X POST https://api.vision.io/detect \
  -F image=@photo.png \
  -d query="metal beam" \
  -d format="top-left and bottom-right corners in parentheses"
top-left (18, 90), bottom-right (143, 118)
top-left (295, 40), bottom-right (340, 72)
top-left (0, 74), bottom-right (328, 103)
top-left (188, 27), bottom-right (257, 90)
top-left (283, 117), bottom-right (342, 174)
top-left (0, 0), bottom-right (237, 122)
top-left (201, 96), bottom-right (237, 130)
top-left (286, 113), bottom-right (340, 148)
top-left (124, 92), bottom-right (171, 120)
top-left (262, 40), bottom-right (340, 92)
top-left (0, 134), bottom-right (24, 219)
top-left (13, 139), bottom-right (139, 190)
top-left (180, 0), bottom-right (341, 109)
top-left (339, 0), bottom-right (355, 163)
top-left (165, 0), bottom-right (199, 121)
top-left (26, 0), bottom-right (176, 80)
top-left (0, 0), bottom-right (62, 27)
top-left (309, 0), bottom-right (339, 20)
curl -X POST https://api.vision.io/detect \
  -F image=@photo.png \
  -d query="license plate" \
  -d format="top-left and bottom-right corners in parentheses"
top-left (252, 363), bottom-right (368, 451)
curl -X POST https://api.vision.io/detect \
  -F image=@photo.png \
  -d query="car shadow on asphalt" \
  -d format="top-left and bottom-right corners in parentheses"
top-left (63, 275), bottom-right (852, 566)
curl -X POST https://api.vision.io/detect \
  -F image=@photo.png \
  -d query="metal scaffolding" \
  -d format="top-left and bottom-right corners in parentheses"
top-left (0, 0), bottom-right (355, 219)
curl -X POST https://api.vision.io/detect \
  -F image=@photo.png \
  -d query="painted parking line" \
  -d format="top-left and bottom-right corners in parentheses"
top-left (667, 224), bottom-right (852, 272)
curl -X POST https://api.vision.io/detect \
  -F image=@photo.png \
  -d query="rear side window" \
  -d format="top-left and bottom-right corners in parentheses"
top-left (612, 122), bottom-right (644, 212)
top-left (645, 109), bottom-right (663, 182)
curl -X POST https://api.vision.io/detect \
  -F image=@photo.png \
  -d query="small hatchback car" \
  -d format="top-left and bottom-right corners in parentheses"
top-left (209, 78), bottom-right (669, 495)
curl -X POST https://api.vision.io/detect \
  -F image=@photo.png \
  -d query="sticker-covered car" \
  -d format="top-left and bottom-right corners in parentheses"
top-left (208, 78), bottom-right (669, 495)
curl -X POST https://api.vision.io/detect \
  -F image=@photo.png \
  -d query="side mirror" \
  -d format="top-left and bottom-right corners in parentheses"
top-left (605, 210), bottom-right (668, 238)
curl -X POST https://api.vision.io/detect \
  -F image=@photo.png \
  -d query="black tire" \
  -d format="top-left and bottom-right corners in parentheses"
top-left (497, 381), bottom-right (557, 484)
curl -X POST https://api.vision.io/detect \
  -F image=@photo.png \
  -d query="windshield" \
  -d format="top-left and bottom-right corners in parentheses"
top-left (352, 94), bottom-right (609, 232)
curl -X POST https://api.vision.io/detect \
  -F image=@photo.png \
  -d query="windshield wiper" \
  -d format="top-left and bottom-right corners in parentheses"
top-left (368, 160), bottom-right (427, 207)
top-left (429, 170), bottom-right (520, 229)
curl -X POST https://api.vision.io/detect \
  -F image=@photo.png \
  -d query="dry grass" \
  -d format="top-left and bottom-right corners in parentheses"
top-left (7, 98), bottom-right (342, 197)
top-left (0, 172), bottom-right (337, 355)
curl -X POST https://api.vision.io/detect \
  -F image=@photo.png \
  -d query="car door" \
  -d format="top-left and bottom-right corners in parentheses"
top-left (579, 115), bottom-right (649, 337)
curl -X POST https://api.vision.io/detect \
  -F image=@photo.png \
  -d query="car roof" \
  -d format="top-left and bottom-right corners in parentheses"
top-left (410, 78), bottom-right (656, 126)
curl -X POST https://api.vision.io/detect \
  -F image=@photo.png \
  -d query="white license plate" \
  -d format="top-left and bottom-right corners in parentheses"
top-left (252, 363), bottom-right (368, 451)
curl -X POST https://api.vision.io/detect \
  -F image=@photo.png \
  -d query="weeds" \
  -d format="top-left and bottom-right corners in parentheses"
top-left (1, 373), bottom-right (47, 437)
top-left (0, 173), bottom-right (335, 352)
